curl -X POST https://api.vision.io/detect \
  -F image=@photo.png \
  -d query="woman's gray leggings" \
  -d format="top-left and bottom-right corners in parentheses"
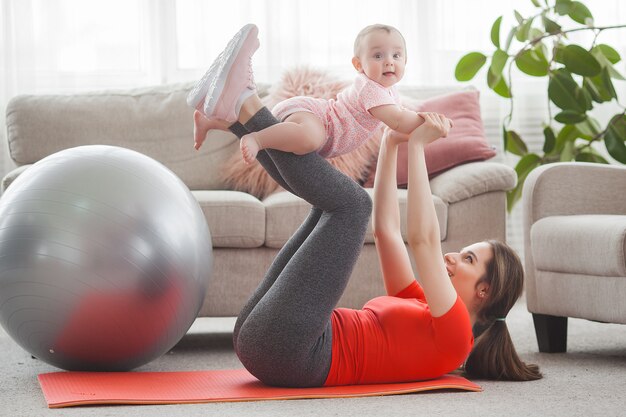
top-left (229, 107), bottom-right (372, 387)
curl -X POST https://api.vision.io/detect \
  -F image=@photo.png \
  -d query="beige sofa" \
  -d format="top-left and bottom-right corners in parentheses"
top-left (522, 162), bottom-right (626, 352)
top-left (3, 82), bottom-right (516, 317)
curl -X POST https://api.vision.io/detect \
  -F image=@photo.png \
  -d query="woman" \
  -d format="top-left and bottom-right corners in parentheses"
top-left (372, 125), bottom-right (542, 382)
top-left (191, 25), bottom-right (541, 386)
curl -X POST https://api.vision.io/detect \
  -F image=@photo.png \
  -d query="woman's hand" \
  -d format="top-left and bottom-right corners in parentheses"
top-left (381, 127), bottom-right (410, 147)
top-left (409, 112), bottom-right (453, 146)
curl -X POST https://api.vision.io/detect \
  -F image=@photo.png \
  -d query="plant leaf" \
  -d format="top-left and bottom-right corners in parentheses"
top-left (515, 153), bottom-right (542, 178)
top-left (531, 0), bottom-right (542, 7)
top-left (515, 47), bottom-right (549, 76)
top-left (550, 124), bottom-right (579, 156)
top-left (505, 129), bottom-right (528, 156)
top-left (543, 126), bottom-right (556, 153)
top-left (554, 43), bottom-right (567, 64)
top-left (604, 114), bottom-right (626, 163)
top-left (502, 126), bottom-right (508, 152)
top-left (504, 26), bottom-right (517, 52)
top-left (455, 52), bottom-right (487, 81)
top-left (548, 69), bottom-right (587, 112)
top-left (560, 140), bottom-right (575, 161)
top-left (575, 151), bottom-right (609, 164)
top-left (542, 15), bottom-right (561, 34)
top-left (562, 44), bottom-right (601, 76)
top-left (591, 45), bottom-right (625, 80)
top-left (507, 153), bottom-right (542, 211)
top-left (529, 28), bottom-right (544, 41)
top-left (601, 66), bottom-right (618, 99)
top-left (488, 69), bottom-right (512, 98)
top-left (583, 67), bottom-right (617, 103)
top-left (515, 18), bottom-right (534, 42)
top-left (596, 44), bottom-right (621, 64)
top-left (514, 10), bottom-right (524, 24)
top-left (488, 49), bottom-right (509, 87)
top-left (568, 1), bottom-right (594, 25)
top-left (491, 16), bottom-right (502, 48)
top-left (555, 110), bottom-right (587, 124)
top-left (555, 0), bottom-right (572, 15)
top-left (576, 116), bottom-right (601, 139)
top-left (581, 84), bottom-right (593, 111)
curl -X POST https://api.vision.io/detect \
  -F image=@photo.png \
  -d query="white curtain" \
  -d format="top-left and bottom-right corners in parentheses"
top-left (2, 0), bottom-right (626, 255)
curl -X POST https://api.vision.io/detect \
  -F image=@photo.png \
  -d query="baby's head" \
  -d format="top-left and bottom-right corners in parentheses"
top-left (352, 24), bottom-right (407, 88)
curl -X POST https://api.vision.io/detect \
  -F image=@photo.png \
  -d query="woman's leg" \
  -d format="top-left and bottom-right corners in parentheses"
top-left (228, 121), bottom-right (319, 347)
top-left (234, 107), bottom-right (372, 387)
top-left (194, 24), bottom-right (371, 386)
top-left (232, 206), bottom-right (323, 351)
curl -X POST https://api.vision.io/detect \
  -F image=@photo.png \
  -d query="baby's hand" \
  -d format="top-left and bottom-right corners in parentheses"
top-left (410, 112), bottom-right (452, 146)
top-left (416, 112), bottom-right (453, 129)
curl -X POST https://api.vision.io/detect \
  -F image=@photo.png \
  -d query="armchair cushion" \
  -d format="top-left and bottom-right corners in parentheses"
top-left (531, 214), bottom-right (626, 277)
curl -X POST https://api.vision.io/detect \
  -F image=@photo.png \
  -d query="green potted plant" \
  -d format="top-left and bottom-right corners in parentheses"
top-left (454, 0), bottom-right (626, 210)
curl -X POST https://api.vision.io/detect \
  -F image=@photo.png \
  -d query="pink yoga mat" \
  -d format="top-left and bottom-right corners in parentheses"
top-left (38, 368), bottom-right (481, 408)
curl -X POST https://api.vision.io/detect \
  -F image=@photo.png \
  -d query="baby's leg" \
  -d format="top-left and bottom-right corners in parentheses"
top-left (193, 110), bottom-right (232, 150)
top-left (240, 112), bottom-right (326, 164)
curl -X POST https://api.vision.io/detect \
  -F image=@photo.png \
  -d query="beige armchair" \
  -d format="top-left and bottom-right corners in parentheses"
top-left (522, 162), bottom-right (626, 352)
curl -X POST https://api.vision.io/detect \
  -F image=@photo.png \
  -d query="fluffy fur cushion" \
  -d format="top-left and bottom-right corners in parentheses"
top-left (220, 67), bottom-right (381, 200)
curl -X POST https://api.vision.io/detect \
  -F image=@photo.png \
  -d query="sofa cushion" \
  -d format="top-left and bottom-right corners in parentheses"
top-left (1, 164), bottom-right (31, 192)
top-left (531, 214), bottom-right (626, 277)
top-left (193, 190), bottom-right (265, 248)
top-left (263, 192), bottom-right (315, 248)
top-left (429, 162), bottom-right (517, 204)
top-left (263, 189), bottom-right (447, 248)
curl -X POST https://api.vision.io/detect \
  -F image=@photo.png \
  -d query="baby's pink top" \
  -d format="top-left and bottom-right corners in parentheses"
top-left (271, 74), bottom-right (400, 158)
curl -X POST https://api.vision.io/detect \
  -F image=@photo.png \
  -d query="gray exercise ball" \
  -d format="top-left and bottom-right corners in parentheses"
top-left (0, 145), bottom-right (211, 371)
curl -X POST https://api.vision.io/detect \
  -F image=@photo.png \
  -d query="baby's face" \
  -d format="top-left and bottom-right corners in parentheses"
top-left (354, 30), bottom-right (406, 88)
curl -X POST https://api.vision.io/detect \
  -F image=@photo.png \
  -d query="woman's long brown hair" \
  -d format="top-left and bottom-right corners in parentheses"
top-left (463, 240), bottom-right (542, 381)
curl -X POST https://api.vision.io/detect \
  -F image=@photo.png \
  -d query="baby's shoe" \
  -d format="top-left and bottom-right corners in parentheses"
top-left (203, 24), bottom-right (259, 123)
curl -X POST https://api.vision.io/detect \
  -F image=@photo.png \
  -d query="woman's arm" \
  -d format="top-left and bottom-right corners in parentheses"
top-left (372, 129), bottom-right (416, 296)
top-left (406, 113), bottom-right (457, 317)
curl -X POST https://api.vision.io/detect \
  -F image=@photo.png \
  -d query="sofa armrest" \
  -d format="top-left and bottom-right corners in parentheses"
top-left (429, 161), bottom-right (517, 204)
top-left (2, 165), bottom-right (33, 193)
top-left (522, 162), bottom-right (626, 225)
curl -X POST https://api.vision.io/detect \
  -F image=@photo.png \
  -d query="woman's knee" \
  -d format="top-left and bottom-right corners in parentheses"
top-left (347, 184), bottom-right (372, 220)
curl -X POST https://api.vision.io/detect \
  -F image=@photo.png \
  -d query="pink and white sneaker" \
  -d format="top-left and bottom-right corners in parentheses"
top-left (203, 24), bottom-right (259, 123)
top-left (186, 24), bottom-right (258, 115)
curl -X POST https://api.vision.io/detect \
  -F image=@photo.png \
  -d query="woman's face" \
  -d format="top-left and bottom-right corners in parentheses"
top-left (444, 241), bottom-right (493, 309)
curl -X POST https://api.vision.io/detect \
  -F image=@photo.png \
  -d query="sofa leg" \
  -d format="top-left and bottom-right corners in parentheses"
top-left (532, 313), bottom-right (568, 353)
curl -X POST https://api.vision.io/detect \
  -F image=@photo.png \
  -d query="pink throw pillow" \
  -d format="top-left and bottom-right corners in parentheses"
top-left (363, 89), bottom-right (496, 187)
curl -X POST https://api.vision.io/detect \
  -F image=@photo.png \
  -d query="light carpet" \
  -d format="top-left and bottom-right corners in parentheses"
top-left (1, 297), bottom-right (625, 417)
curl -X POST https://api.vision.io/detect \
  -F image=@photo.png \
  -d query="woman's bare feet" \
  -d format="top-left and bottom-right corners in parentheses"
top-left (240, 134), bottom-right (261, 164)
top-left (193, 110), bottom-right (232, 150)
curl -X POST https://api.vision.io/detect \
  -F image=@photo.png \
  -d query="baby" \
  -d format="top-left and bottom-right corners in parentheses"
top-left (188, 24), bottom-right (427, 163)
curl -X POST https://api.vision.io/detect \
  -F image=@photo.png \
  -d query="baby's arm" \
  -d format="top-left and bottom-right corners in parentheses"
top-left (369, 104), bottom-right (426, 134)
